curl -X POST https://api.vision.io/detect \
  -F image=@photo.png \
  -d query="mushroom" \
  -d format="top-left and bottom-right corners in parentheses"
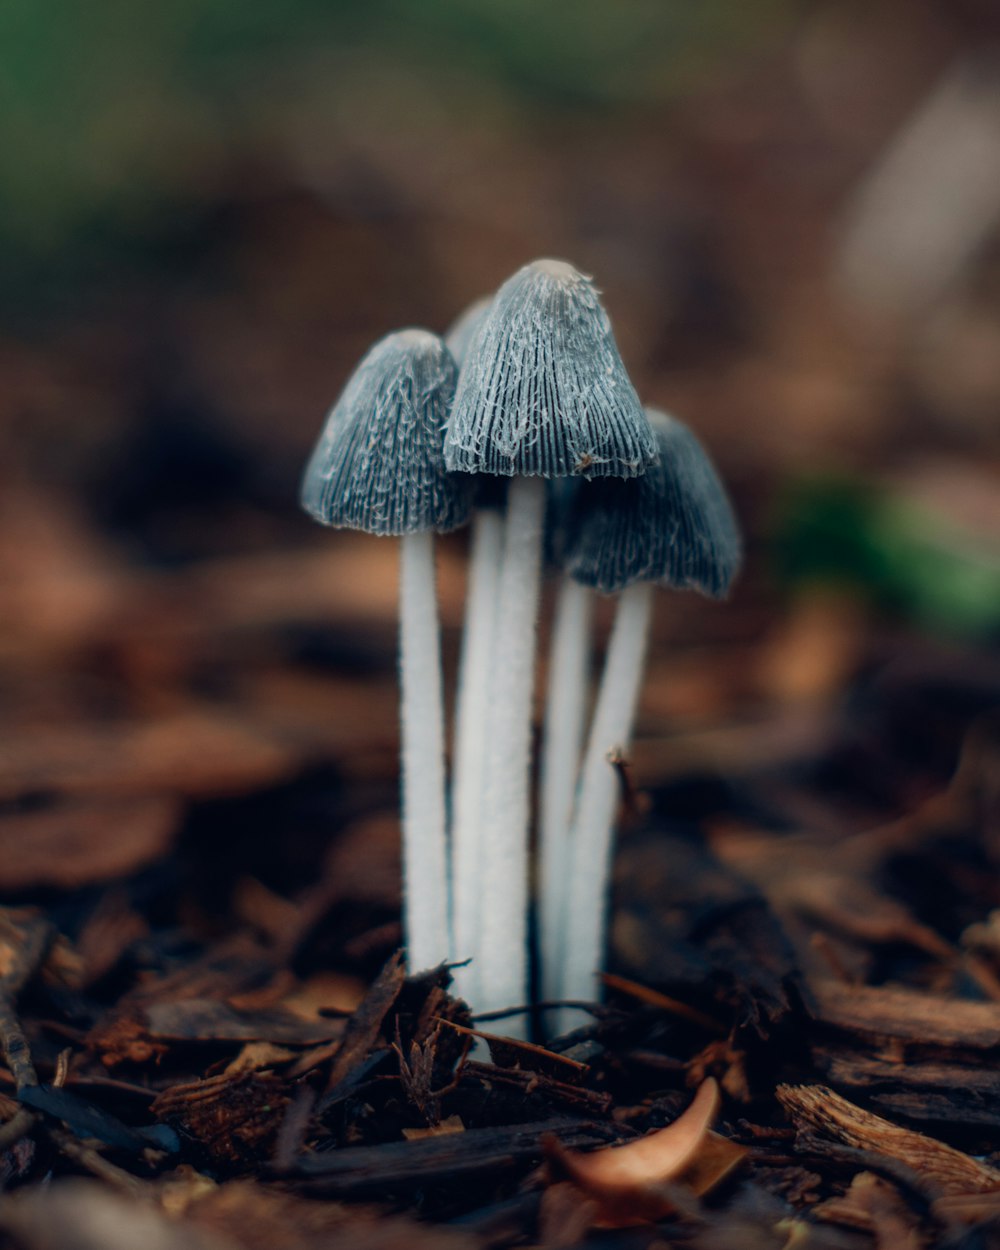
top-left (444, 297), bottom-right (502, 1006)
top-left (538, 501), bottom-right (594, 1006)
top-left (552, 409), bottom-right (741, 1031)
top-left (445, 260), bottom-right (656, 1023)
top-left (300, 329), bottom-right (472, 972)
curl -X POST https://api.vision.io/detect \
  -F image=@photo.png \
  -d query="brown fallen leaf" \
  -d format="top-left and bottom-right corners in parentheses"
top-left (90, 1010), bottom-right (169, 1069)
top-left (72, 890), bottom-right (150, 988)
top-left (545, 1078), bottom-right (745, 1226)
top-left (0, 796), bottom-right (181, 891)
top-left (777, 1084), bottom-right (1000, 1195)
top-left (0, 1180), bottom-right (230, 1250)
top-left (538, 1181), bottom-right (600, 1248)
top-left (184, 1178), bottom-right (481, 1250)
top-left (679, 1130), bottom-right (750, 1200)
top-left (142, 999), bottom-right (344, 1046)
top-left (0, 710), bottom-right (296, 803)
top-left (224, 1042), bottom-right (299, 1075)
top-left (814, 1171), bottom-right (924, 1248)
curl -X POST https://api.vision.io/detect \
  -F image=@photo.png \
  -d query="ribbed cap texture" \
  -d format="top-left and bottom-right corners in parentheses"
top-left (301, 329), bottom-right (472, 535)
top-left (565, 409), bottom-right (742, 596)
top-left (445, 296), bottom-right (493, 369)
top-left (445, 260), bottom-right (656, 479)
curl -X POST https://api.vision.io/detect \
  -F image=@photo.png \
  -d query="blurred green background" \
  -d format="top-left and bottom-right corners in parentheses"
top-left (0, 0), bottom-right (787, 289)
top-left (1, 0), bottom-right (998, 641)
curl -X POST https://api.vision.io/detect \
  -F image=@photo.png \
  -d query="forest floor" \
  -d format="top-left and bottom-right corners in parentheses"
top-left (1, 480), bottom-right (999, 1249)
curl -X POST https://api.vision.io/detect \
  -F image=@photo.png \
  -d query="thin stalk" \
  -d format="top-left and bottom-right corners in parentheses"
top-left (538, 576), bottom-right (593, 1004)
top-left (399, 530), bottom-right (450, 971)
top-left (475, 476), bottom-right (546, 1030)
top-left (556, 580), bottom-right (653, 1034)
top-left (451, 508), bottom-right (504, 1002)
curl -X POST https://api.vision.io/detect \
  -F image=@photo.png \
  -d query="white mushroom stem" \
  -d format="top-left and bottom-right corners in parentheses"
top-left (399, 529), bottom-right (451, 972)
top-left (557, 579), bottom-right (653, 1034)
top-left (476, 475), bottom-right (547, 1032)
top-left (451, 507), bottom-right (504, 1001)
top-left (539, 576), bottom-right (593, 1005)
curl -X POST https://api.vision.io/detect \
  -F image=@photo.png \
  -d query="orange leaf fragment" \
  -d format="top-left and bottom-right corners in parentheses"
top-left (546, 1078), bottom-right (745, 1226)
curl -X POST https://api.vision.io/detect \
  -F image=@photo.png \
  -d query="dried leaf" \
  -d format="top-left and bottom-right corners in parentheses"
top-left (814, 1171), bottom-right (924, 1248)
top-left (0, 711), bottom-right (296, 803)
top-left (185, 1179), bottom-right (481, 1250)
top-left (0, 1180), bottom-right (229, 1250)
top-left (224, 1042), bottom-right (299, 1075)
top-left (546, 1078), bottom-right (743, 1225)
top-left (142, 999), bottom-right (343, 1046)
top-left (89, 1010), bottom-right (169, 1069)
top-left (0, 797), bottom-right (181, 890)
top-left (679, 1130), bottom-right (749, 1199)
top-left (538, 1181), bottom-right (599, 1248)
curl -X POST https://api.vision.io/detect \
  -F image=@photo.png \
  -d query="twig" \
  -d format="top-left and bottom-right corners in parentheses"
top-left (607, 747), bottom-right (642, 826)
top-left (49, 1126), bottom-right (150, 1197)
top-left (0, 911), bottom-right (54, 1150)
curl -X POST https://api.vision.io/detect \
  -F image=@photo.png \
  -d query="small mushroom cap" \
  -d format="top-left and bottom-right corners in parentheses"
top-left (445, 259), bottom-right (657, 480)
top-left (445, 296), bottom-right (493, 369)
top-left (300, 329), bottom-right (472, 536)
top-left (564, 409), bottom-right (742, 597)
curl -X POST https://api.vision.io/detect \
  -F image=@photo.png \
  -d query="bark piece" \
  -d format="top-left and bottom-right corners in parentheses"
top-left (294, 1118), bottom-right (620, 1196)
top-left (321, 951), bottom-right (406, 1101)
top-left (151, 1071), bottom-right (290, 1167)
top-left (811, 981), bottom-right (1000, 1054)
top-left (777, 1083), bottom-right (1000, 1195)
top-left (613, 830), bottom-right (796, 1035)
top-left (816, 1046), bottom-right (1000, 1133)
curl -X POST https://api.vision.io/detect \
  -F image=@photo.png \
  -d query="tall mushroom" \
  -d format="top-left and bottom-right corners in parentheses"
top-left (445, 259), bottom-right (657, 1023)
top-left (553, 409), bottom-right (741, 1032)
top-left (538, 486), bottom-right (594, 1006)
top-left (301, 329), bottom-right (471, 972)
top-left (444, 297), bottom-right (502, 1006)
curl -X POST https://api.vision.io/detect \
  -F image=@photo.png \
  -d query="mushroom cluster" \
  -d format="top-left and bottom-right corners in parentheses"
top-left (300, 260), bottom-right (741, 1038)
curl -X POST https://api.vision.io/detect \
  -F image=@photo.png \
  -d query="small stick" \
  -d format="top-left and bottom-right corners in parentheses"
top-left (607, 746), bottom-right (641, 826)
top-left (0, 912), bottom-right (52, 1091)
top-left (0, 912), bottom-right (55, 1148)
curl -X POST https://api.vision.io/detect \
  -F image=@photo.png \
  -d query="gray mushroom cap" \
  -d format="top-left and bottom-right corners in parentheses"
top-left (563, 409), bottom-right (742, 597)
top-left (445, 296), bottom-right (493, 369)
top-left (444, 259), bottom-right (657, 480)
top-left (300, 329), bottom-right (472, 536)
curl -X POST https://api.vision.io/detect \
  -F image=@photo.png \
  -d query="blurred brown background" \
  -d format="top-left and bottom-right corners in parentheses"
top-left (1, 0), bottom-right (999, 894)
